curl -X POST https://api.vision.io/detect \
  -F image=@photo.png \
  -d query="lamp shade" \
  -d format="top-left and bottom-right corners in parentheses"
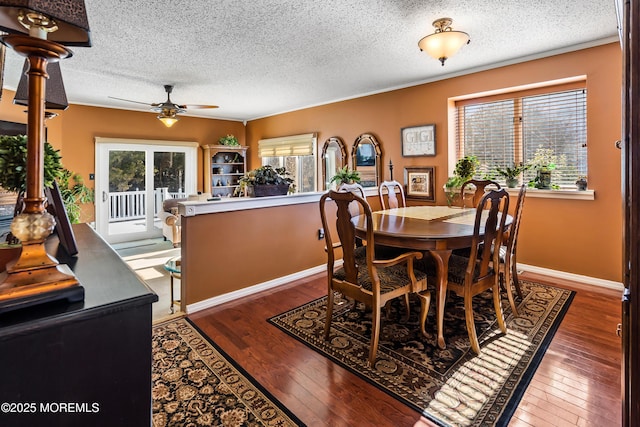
top-left (0, 0), bottom-right (91, 46)
top-left (158, 112), bottom-right (179, 128)
top-left (14, 58), bottom-right (68, 110)
top-left (418, 18), bottom-right (469, 66)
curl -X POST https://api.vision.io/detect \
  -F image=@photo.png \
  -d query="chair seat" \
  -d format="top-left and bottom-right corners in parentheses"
top-left (334, 247), bottom-right (427, 293)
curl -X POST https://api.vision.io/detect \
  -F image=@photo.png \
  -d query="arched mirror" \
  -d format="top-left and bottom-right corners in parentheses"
top-left (352, 133), bottom-right (382, 188)
top-left (321, 136), bottom-right (347, 190)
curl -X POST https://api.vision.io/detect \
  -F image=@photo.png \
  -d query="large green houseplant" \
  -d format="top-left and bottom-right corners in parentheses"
top-left (0, 134), bottom-right (93, 224)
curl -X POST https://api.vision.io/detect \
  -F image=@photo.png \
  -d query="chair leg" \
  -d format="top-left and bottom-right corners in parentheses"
top-left (512, 259), bottom-right (523, 299)
top-left (368, 302), bottom-right (381, 366)
top-left (416, 290), bottom-right (431, 338)
top-left (493, 282), bottom-right (507, 334)
top-left (502, 264), bottom-right (519, 317)
top-left (403, 294), bottom-right (411, 320)
top-left (324, 289), bottom-right (335, 340)
top-left (464, 288), bottom-right (481, 354)
top-left (384, 300), bottom-right (392, 319)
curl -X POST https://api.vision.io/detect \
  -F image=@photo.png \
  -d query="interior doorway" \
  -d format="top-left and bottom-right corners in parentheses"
top-left (95, 138), bottom-right (198, 244)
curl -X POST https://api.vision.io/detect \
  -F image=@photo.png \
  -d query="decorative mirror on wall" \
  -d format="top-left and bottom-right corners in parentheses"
top-left (352, 133), bottom-right (382, 188)
top-left (321, 136), bottom-right (348, 190)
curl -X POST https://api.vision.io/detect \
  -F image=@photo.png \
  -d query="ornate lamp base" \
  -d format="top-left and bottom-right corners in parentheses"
top-left (0, 34), bottom-right (83, 315)
top-left (0, 261), bottom-right (83, 314)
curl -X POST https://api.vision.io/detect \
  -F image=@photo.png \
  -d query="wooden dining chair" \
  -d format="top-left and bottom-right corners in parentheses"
top-left (423, 189), bottom-right (510, 354)
top-left (338, 182), bottom-right (367, 245)
top-left (378, 180), bottom-right (406, 210)
top-left (460, 179), bottom-right (501, 208)
top-left (498, 184), bottom-right (527, 316)
top-left (319, 190), bottom-right (430, 366)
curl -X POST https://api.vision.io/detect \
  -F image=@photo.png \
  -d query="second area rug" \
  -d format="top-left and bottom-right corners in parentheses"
top-left (269, 280), bottom-right (574, 427)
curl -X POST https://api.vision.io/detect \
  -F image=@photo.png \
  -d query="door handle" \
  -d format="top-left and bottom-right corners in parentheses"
top-left (617, 323), bottom-right (622, 337)
top-left (615, 140), bottom-right (622, 149)
top-left (102, 191), bottom-right (107, 202)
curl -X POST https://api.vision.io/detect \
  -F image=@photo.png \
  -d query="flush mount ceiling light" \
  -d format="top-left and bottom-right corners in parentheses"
top-left (418, 17), bottom-right (470, 66)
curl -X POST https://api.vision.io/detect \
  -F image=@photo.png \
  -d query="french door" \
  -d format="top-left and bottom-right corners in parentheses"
top-left (95, 138), bottom-right (198, 244)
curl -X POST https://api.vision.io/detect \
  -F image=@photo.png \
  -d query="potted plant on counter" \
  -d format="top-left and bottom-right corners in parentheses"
top-left (329, 166), bottom-right (361, 188)
top-left (495, 162), bottom-right (530, 188)
top-left (236, 165), bottom-right (295, 197)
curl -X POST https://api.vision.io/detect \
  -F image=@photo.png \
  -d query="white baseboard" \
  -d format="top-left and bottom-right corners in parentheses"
top-left (186, 260), bottom-right (622, 313)
top-left (186, 264), bottom-right (328, 314)
top-left (518, 263), bottom-right (624, 291)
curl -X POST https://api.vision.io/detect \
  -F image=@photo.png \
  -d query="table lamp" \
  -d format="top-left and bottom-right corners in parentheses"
top-left (0, 0), bottom-right (91, 313)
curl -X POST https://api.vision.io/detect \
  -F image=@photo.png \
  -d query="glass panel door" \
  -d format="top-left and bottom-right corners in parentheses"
top-left (107, 149), bottom-right (147, 237)
top-left (95, 141), bottom-right (196, 244)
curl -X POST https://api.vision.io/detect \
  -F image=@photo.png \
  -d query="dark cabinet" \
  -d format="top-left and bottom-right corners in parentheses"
top-left (0, 225), bottom-right (157, 426)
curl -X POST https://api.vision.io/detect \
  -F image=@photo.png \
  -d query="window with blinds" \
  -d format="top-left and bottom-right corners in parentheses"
top-left (259, 133), bottom-right (317, 193)
top-left (455, 86), bottom-right (587, 188)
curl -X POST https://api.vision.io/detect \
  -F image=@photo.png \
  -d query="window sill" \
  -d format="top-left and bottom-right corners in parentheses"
top-left (507, 187), bottom-right (594, 200)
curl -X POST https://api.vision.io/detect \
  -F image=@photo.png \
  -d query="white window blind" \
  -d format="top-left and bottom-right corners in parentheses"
top-left (455, 86), bottom-right (587, 187)
top-left (258, 133), bottom-right (316, 157)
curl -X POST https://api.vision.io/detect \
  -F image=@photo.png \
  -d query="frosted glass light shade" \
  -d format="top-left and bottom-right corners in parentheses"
top-left (418, 18), bottom-right (470, 66)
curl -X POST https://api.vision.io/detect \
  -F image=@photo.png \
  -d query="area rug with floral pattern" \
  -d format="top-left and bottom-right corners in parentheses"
top-left (268, 280), bottom-right (574, 427)
top-left (152, 317), bottom-right (305, 426)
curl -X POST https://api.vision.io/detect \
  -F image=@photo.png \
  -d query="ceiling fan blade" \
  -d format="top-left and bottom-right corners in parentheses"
top-left (108, 96), bottom-right (152, 106)
top-left (184, 104), bottom-right (219, 109)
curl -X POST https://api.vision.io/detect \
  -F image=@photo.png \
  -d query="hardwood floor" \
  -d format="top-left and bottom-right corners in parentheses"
top-left (189, 271), bottom-right (622, 427)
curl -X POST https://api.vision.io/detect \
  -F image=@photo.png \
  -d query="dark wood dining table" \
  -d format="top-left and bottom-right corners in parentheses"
top-left (352, 205), bottom-right (512, 349)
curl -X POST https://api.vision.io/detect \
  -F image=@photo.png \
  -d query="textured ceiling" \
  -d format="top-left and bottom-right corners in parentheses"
top-left (1, 0), bottom-right (619, 122)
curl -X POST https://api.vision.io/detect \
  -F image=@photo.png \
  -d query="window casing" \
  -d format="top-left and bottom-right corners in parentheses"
top-left (455, 85), bottom-right (587, 188)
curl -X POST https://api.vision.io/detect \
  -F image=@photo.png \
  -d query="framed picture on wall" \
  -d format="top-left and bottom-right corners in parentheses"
top-left (401, 124), bottom-right (436, 157)
top-left (404, 166), bottom-right (435, 201)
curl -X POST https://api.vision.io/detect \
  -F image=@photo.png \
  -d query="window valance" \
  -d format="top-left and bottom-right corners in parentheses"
top-left (258, 133), bottom-right (316, 157)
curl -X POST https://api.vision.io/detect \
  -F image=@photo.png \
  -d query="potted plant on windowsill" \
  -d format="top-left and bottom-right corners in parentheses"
top-left (444, 155), bottom-right (478, 206)
top-left (495, 162), bottom-right (530, 188)
top-left (528, 147), bottom-right (566, 190)
top-left (236, 165), bottom-right (295, 197)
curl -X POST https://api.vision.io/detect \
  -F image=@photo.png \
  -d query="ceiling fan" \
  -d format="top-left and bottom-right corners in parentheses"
top-left (109, 85), bottom-right (218, 127)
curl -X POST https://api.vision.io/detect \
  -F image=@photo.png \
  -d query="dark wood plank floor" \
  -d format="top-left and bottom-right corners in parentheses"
top-left (189, 271), bottom-right (622, 427)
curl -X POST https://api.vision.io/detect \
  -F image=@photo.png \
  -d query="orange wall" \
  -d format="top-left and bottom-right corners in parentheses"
top-left (247, 43), bottom-right (622, 282)
top-left (0, 42), bottom-right (623, 287)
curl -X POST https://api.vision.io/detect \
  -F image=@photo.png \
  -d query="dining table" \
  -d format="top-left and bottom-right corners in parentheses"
top-left (351, 205), bottom-right (512, 350)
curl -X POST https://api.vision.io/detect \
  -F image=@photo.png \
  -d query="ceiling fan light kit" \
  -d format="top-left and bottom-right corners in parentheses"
top-left (418, 17), bottom-right (470, 66)
top-left (158, 110), bottom-right (179, 128)
top-left (110, 84), bottom-right (219, 128)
